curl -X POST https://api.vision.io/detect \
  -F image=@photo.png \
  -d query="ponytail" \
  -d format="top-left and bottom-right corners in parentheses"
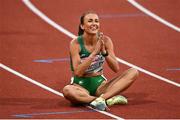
top-left (78, 24), bottom-right (84, 36)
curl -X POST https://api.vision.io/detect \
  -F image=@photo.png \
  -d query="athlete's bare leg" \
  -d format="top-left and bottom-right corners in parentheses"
top-left (62, 84), bottom-right (96, 104)
top-left (96, 68), bottom-right (139, 99)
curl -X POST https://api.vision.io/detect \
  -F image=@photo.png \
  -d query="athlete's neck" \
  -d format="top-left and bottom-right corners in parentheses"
top-left (83, 33), bottom-right (98, 45)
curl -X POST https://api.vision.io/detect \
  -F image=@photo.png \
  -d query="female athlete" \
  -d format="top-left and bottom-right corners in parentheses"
top-left (62, 11), bottom-right (139, 111)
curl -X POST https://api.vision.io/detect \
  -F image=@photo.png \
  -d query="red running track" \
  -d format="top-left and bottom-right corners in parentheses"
top-left (0, 0), bottom-right (180, 119)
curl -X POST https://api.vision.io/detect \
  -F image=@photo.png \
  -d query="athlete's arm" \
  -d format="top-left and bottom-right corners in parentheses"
top-left (103, 36), bottom-right (119, 72)
top-left (70, 39), bottom-right (102, 77)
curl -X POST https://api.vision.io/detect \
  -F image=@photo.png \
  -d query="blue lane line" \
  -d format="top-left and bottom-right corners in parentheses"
top-left (99, 13), bottom-right (147, 18)
top-left (33, 58), bottom-right (70, 63)
top-left (166, 68), bottom-right (180, 71)
top-left (12, 110), bottom-right (95, 118)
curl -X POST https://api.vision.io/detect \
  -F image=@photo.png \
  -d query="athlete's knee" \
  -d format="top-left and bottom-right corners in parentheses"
top-left (63, 85), bottom-right (74, 97)
top-left (128, 68), bottom-right (139, 80)
top-left (130, 68), bottom-right (139, 76)
top-left (63, 85), bottom-right (82, 99)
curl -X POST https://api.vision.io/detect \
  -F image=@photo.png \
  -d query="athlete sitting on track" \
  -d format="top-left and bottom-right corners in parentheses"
top-left (62, 11), bottom-right (139, 111)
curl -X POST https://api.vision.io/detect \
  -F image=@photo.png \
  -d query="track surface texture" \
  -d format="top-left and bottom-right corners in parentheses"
top-left (1, 0), bottom-right (180, 119)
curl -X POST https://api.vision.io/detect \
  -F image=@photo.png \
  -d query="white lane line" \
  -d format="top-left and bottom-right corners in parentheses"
top-left (22, 0), bottom-right (76, 38)
top-left (116, 58), bottom-right (180, 87)
top-left (127, 0), bottom-right (180, 32)
top-left (22, 0), bottom-right (180, 88)
top-left (0, 63), bottom-right (123, 120)
top-left (15, 1), bottom-right (124, 119)
top-left (0, 63), bottom-right (64, 97)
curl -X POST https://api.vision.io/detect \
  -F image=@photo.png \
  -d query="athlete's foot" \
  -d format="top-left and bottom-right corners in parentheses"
top-left (90, 96), bottom-right (108, 111)
top-left (106, 95), bottom-right (128, 106)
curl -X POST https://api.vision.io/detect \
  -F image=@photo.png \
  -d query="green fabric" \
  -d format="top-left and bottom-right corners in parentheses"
top-left (70, 36), bottom-right (91, 71)
top-left (70, 36), bottom-right (105, 95)
top-left (70, 54), bottom-right (74, 71)
top-left (73, 75), bottom-right (105, 96)
top-left (77, 36), bottom-right (91, 58)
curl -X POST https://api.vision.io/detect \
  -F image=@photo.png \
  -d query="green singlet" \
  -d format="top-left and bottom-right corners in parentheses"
top-left (70, 36), bottom-right (106, 96)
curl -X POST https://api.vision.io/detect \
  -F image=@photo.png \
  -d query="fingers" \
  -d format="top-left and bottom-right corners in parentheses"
top-left (95, 40), bottom-right (106, 55)
top-left (96, 40), bottom-right (102, 52)
top-left (93, 32), bottom-right (106, 55)
top-left (98, 32), bottom-right (104, 40)
top-left (96, 32), bottom-right (104, 46)
top-left (97, 32), bottom-right (104, 40)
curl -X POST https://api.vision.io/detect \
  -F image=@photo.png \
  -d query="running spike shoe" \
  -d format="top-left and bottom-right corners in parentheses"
top-left (90, 97), bottom-right (108, 111)
top-left (106, 95), bottom-right (128, 106)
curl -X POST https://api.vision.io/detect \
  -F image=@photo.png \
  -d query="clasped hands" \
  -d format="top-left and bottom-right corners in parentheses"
top-left (92, 32), bottom-right (107, 56)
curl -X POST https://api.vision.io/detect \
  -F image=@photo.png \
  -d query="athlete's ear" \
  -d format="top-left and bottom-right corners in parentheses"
top-left (80, 24), bottom-right (84, 30)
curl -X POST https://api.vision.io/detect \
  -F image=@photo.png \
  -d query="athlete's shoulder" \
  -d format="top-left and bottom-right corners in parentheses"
top-left (70, 37), bottom-right (80, 52)
top-left (103, 35), bottom-right (112, 43)
top-left (70, 37), bottom-right (79, 46)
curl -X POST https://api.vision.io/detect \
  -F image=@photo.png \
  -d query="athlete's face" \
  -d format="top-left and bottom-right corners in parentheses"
top-left (81, 13), bottom-right (100, 35)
